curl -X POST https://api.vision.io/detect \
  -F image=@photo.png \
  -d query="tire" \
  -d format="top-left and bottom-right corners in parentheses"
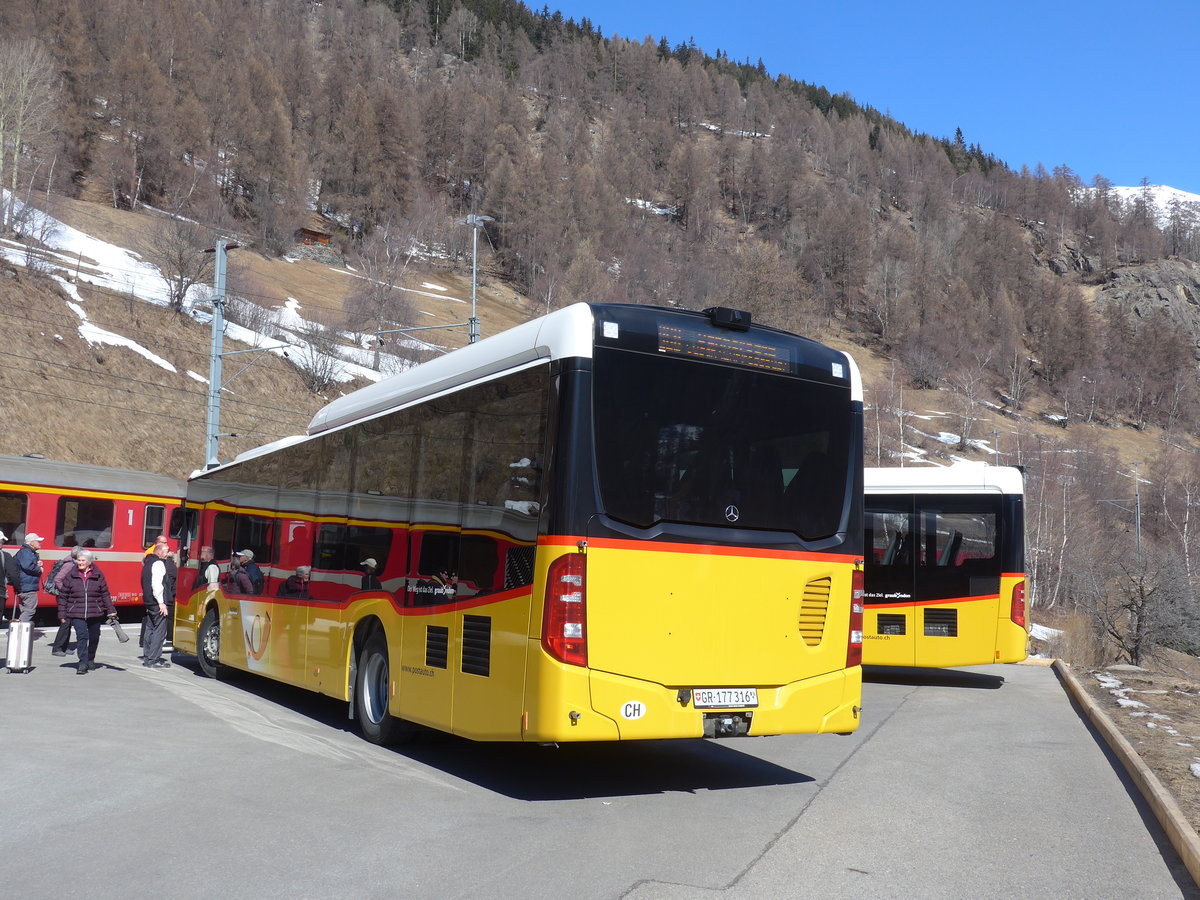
top-left (356, 631), bottom-right (405, 745)
top-left (197, 607), bottom-right (222, 679)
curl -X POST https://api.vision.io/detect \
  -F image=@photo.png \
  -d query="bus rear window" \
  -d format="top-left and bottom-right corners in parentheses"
top-left (593, 348), bottom-right (852, 539)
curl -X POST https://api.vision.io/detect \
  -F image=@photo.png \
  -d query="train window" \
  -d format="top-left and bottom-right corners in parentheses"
top-left (314, 523), bottom-right (391, 574)
top-left (213, 512), bottom-right (235, 560)
top-left (56, 496), bottom-right (114, 549)
top-left (0, 491), bottom-right (27, 544)
top-left (143, 505), bottom-right (166, 547)
top-left (234, 514), bottom-right (276, 565)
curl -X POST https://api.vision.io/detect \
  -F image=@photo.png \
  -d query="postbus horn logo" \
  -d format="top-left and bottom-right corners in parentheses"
top-left (725, 504), bottom-right (740, 522)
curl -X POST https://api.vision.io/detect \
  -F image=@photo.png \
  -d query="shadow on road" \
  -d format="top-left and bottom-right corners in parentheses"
top-left (171, 651), bottom-right (818, 801)
top-left (396, 735), bottom-right (816, 801)
top-left (863, 665), bottom-right (1005, 690)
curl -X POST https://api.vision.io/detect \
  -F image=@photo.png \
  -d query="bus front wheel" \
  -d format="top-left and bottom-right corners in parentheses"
top-left (197, 608), bottom-right (222, 679)
top-left (356, 632), bottom-right (406, 745)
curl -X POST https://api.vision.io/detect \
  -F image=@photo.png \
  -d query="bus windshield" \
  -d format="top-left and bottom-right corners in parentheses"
top-left (593, 347), bottom-right (852, 539)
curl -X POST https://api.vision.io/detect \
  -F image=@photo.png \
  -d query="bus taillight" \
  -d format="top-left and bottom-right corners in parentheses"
top-left (542, 553), bottom-right (587, 667)
top-left (1011, 580), bottom-right (1027, 629)
top-left (847, 570), bottom-right (864, 668)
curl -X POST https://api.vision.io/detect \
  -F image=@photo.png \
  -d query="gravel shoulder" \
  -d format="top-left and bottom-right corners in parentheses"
top-left (1075, 650), bottom-right (1200, 836)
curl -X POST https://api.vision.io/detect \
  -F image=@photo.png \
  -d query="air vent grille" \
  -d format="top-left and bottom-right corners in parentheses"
top-left (797, 577), bottom-right (831, 646)
top-left (425, 625), bottom-right (449, 669)
top-left (924, 608), bottom-right (958, 637)
top-left (461, 615), bottom-right (492, 677)
top-left (878, 613), bottom-right (906, 636)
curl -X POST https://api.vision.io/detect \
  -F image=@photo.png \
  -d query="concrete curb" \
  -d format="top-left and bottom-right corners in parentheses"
top-left (1054, 659), bottom-right (1200, 888)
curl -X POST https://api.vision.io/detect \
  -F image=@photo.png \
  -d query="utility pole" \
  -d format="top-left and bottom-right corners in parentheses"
top-left (1132, 461), bottom-right (1142, 559)
top-left (204, 240), bottom-right (235, 469)
top-left (459, 214), bottom-right (494, 343)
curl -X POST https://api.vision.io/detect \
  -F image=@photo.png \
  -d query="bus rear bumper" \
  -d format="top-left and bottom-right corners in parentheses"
top-left (522, 664), bottom-right (863, 742)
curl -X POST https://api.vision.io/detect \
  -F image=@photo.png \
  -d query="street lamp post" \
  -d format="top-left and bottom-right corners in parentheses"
top-left (458, 214), bottom-right (494, 344)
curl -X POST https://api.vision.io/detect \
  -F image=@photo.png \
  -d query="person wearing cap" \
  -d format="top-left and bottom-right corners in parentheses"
top-left (237, 549), bottom-right (264, 595)
top-left (361, 558), bottom-right (382, 590)
top-left (13, 532), bottom-right (45, 622)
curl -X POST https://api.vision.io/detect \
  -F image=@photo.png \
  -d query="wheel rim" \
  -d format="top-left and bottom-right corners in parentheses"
top-left (362, 652), bottom-right (388, 726)
top-left (202, 619), bottom-right (220, 665)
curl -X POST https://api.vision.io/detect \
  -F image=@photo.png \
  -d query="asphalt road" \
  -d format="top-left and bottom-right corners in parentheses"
top-left (2, 627), bottom-right (1196, 899)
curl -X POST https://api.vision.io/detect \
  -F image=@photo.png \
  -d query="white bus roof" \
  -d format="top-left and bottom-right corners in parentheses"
top-left (307, 303), bottom-right (596, 436)
top-left (864, 464), bottom-right (1024, 496)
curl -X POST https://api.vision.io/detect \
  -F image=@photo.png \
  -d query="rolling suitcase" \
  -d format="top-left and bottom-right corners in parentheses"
top-left (7, 598), bottom-right (33, 673)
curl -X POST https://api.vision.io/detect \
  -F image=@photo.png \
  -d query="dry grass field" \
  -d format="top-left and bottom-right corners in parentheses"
top-left (1, 196), bottom-right (537, 477)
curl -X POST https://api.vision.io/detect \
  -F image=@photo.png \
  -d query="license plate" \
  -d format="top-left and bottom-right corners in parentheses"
top-left (692, 688), bottom-right (758, 709)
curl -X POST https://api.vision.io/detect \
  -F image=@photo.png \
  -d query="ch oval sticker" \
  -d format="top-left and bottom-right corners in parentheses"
top-left (620, 700), bottom-right (647, 720)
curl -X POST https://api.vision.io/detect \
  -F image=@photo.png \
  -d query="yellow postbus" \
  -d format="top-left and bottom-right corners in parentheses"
top-left (174, 303), bottom-right (865, 743)
top-left (862, 465), bottom-right (1027, 667)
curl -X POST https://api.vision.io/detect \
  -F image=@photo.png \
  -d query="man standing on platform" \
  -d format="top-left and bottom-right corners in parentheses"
top-left (141, 542), bottom-right (172, 669)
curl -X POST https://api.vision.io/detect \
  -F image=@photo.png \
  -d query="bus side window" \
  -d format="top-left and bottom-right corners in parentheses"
top-left (937, 530), bottom-right (963, 567)
top-left (882, 531), bottom-right (905, 566)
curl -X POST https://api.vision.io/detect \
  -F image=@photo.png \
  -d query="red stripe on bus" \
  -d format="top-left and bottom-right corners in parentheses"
top-left (538, 534), bottom-right (854, 564)
top-left (866, 594), bottom-right (1001, 610)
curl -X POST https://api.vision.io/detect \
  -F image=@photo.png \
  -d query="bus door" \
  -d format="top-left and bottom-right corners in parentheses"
top-left (397, 398), bottom-right (467, 733)
top-left (297, 429), bottom-right (357, 694)
top-left (863, 498), bottom-right (917, 666)
top-left (912, 499), bottom-right (1001, 668)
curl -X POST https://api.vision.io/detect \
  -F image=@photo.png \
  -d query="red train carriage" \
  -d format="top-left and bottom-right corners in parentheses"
top-left (0, 455), bottom-right (186, 614)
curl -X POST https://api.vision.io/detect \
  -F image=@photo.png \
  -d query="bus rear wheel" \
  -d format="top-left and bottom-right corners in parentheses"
top-left (197, 608), bottom-right (222, 679)
top-left (356, 631), bottom-right (406, 745)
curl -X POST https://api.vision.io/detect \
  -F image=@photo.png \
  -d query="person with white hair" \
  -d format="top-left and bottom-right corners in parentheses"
top-left (56, 549), bottom-right (117, 674)
top-left (277, 566), bottom-right (311, 599)
top-left (49, 546), bottom-right (88, 656)
top-left (13, 532), bottom-right (45, 622)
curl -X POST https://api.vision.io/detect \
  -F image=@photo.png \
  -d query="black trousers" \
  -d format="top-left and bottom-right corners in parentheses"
top-left (70, 617), bottom-right (103, 665)
top-left (51, 621), bottom-right (72, 653)
top-left (143, 609), bottom-right (167, 663)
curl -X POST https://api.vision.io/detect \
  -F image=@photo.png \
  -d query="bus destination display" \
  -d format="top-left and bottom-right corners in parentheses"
top-left (657, 323), bottom-right (790, 372)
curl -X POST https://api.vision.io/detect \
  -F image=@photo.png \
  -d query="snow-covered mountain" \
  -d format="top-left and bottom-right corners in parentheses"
top-left (1110, 184), bottom-right (1200, 224)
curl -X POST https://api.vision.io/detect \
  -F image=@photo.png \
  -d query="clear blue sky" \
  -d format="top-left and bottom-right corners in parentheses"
top-left (546, 0), bottom-right (1200, 195)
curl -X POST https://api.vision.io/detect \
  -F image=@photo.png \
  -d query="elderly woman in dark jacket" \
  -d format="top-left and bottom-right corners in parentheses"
top-left (57, 549), bottom-right (117, 675)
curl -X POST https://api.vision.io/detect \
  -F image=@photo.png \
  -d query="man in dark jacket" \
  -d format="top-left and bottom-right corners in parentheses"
top-left (57, 549), bottom-right (117, 675)
top-left (13, 532), bottom-right (45, 622)
top-left (141, 543), bottom-right (173, 669)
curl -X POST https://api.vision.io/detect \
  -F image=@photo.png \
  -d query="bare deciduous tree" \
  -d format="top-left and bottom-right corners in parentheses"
top-left (0, 38), bottom-right (58, 232)
top-left (1081, 545), bottom-right (1198, 666)
top-left (344, 215), bottom-right (425, 370)
top-left (290, 318), bottom-right (344, 394)
top-left (141, 209), bottom-right (214, 312)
